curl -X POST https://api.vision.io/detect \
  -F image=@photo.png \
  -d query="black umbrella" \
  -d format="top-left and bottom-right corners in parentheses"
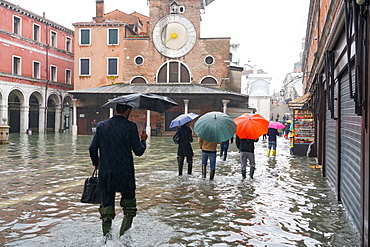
top-left (102, 93), bottom-right (178, 113)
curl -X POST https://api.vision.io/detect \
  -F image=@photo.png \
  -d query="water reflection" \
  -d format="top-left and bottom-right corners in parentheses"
top-left (0, 134), bottom-right (360, 246)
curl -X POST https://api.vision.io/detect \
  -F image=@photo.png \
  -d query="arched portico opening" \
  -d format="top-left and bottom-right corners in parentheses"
top-left (62, 95), bottom-right (73, 132)
top-left (8, 90), bottom-right (24, 133)
top-left (46, 94), bottom-right (60, 133)
top-left (29, 92), bottom-right (42, 133)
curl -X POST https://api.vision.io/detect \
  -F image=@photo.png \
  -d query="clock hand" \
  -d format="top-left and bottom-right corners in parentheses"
top-left (164, 33), bottom-right (178, 43)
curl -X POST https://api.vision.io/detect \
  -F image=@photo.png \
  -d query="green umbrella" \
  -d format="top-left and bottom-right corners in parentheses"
top-left (194, 111), bottom-right (236, 143)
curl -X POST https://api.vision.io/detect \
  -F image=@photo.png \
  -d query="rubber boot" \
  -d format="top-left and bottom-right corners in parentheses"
top-left (202, 165), bottom-right (207, 179)
top-left (266, 149), bottom-right (271, 156)
top-left (99, 205), bottom-right (115, 238)
top-left (241, 170), bottom-right (246, 179)
top-left (187, 160), bottom-right (193, 175)
top-left (272, 150), bottom-right (276, 156)
top-left (210, 169), bottom-right (215, 180)
top-left (119, 198), bottom-right (137, 236)
top-left (177, 157), bottom-right (184, 176)
top-left (250, 167), bottom-right (256, 179)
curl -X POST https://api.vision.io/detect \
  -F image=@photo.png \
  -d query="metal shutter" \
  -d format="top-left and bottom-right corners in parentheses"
top-left (339, 72), bottom-right (361, 232)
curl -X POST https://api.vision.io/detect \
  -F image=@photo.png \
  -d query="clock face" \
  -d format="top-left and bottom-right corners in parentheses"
top-left (153, 15), bottom-right (197, 58)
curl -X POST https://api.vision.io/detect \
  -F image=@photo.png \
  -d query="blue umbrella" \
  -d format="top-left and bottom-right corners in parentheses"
top-left (170, 113), bottom-right (199, 128)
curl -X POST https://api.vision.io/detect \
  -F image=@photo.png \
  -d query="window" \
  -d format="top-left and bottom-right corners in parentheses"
top-left (66, 37), bottom-right (72, 52)
top-left (80, 58), bottom-right (90, 76)
top-left (13, 16), bottom-right (21, 35)
top-left (108, 28), bottom-right (119, 45)
top-left (80, 29), bottom-right (91, 45)
top-left (33, 24), bottom-right (40, 41)
top-left (50, 31), bottom-right (57, 47)
top-left (65, 69), bottom-right (71, 84)
top-left (12, 56), bottom-right (21, 75)
top-left (33, 61), bottom-right (40, 78)
top-left (131, 76), bottom-right (147, 84)
top-left (204, 55), bottom-right (215, 65)
top-left (107, 58), bottom-right (118, 76)
top-left (50, 65), bottom-right (57, 81)
top-left (134, 56), bottom-right (144, 65)
top-left (157, 61), bottom-right (190, 83)
top-left (201, 76), bottom-right (218, 85)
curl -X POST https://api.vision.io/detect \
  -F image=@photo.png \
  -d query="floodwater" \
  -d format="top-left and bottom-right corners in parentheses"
top-left (0, 133), bottom-right (361, 246)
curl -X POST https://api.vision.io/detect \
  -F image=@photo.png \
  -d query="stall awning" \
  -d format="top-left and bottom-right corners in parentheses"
top-left (288, 93), bottom-right (312, 109)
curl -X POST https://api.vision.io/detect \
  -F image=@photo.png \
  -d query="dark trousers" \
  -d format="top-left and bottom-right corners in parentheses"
top-left (220, 142), bottom-right (229, 158)
top-left (101, 189), bottom-right (135, 208)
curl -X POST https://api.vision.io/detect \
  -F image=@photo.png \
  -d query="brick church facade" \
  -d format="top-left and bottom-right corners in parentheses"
top-left (70, 0), bottom-right (248, 135)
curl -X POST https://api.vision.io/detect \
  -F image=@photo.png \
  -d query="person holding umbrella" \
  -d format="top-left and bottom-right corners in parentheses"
top-left (198, 138), bottom-right (220, 180)
top-left (91, 93), bottom-right (177, 240)
top-left (89, 104), bottom-right (148, 239)
top-left (170, 113), bottom-right (199, 176)
top-left (266, 127), bottom-right (280, 156)
top-left (176, 122), bottom-right (194, 176)
top-left (194, 112), bottom-right (237, 181)
top-left (235, 135), bottom-right (259, 179)
top-left (266, 121), bottom-right (285, 156)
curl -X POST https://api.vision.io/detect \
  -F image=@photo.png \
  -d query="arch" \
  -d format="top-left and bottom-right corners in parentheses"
top-left (62, 94), bottom-right (73, 131)
top-left (28, 91), bottom-right (43, 133)
top-left (249, 79), bottom-right (270, 96)
top-left (156, 60), bottom-right (191, 83)
top-left (130, 76), bottom-right (148, 84)
top-left (46, 94), bottom-right (60, 133)
top-left (200, 76), bottom-right (218, 85)
top-left (8, 89), bottom-right (25, 133)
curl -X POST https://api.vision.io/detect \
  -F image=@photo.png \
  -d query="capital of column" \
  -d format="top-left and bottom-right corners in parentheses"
top-left (222, 100), bottom-right (230, 105)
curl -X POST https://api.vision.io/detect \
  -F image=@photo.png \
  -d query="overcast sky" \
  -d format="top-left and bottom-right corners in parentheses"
top-left (10, 0), bottom-right (309, 91)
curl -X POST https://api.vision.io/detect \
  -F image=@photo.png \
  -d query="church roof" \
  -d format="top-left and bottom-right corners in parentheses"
top-left (69, 84), bottom-right (248, 102)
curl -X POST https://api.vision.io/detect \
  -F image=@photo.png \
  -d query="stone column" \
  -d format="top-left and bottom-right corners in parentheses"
top-left (20, 106), bottom-right (29, 133)
top-left (108, 99), bottom-right (114, 118)
top-left (183, 99), bottom-right (189, 114)
top-left (146, 110), bottom-right (151, 137)
top-left (39, 106), bottom-right (45, 133)
top-left (68, 107), bottom-right (73, 132)
top-left (0, 103), bottom-right (8, 125)
top-left (222, 100), bottom-right (230, 114)
top-left (109, 108), bottom-right (114, 118)
top-left (72, 99), bottom-right (78, 135)
top-left (55, 104), bottom-right (62, 133)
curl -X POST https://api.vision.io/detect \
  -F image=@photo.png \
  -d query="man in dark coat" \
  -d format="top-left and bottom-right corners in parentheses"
top-left (176, 123), bottom-right (194, 176)
top-left (236, 136), bottom-right (258, 179)
top-left (89, 104), bottom-right (148, 238)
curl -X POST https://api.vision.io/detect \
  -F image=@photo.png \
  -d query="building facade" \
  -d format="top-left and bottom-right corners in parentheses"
top-left (301, 0), bottom-right (369, 245)
top-left (70, 0), bottom-right (249, 135)
top-left (0, 0), bottom-right (74, 133)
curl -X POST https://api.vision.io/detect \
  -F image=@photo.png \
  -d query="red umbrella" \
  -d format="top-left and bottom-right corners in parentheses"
top-left (234, 113), bottom-right (269, 139)
top-left (268, 121), bottom-right (286, 129)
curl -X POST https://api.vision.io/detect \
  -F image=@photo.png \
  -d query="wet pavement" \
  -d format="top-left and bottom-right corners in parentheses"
top-left (0, 133), bottom-right (361, 246)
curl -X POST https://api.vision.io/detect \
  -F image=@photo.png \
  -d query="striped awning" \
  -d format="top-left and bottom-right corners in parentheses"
top-left (288, 93), bottom-right (312, 109)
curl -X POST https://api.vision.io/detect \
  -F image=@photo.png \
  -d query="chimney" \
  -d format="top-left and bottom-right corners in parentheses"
top-left (95, 0), bottom-right (104, 23)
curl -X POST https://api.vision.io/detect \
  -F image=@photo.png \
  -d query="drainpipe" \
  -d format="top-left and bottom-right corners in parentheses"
top-left (44, 19), bottom-right (50, 133)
